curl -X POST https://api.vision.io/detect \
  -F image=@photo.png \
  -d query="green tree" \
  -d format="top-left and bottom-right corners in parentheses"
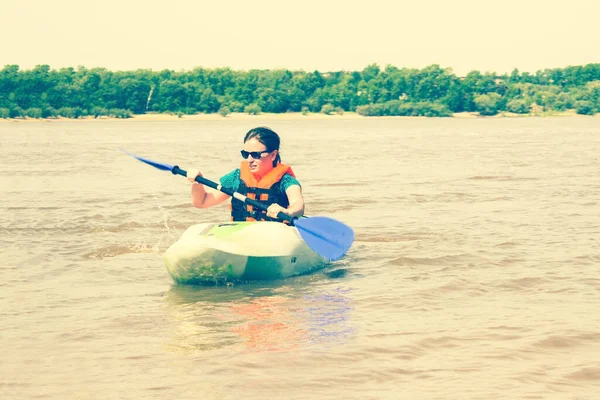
top-left (575, 101), bottom-right (596, 115)
top-left (506, 99), bottom-right (529, 114)
top-left (321, 104), bottom-right (335, 114)
top-left (244, 103), bottom-right (261, 115)
top-left (1, 62), bottom-right (599, 118)
top-left (474, 93), bottom-right (502, 116)
top-left (218, 106), bottom-right (231, 117)
top-left (25, 107), bottom-right (43, 118)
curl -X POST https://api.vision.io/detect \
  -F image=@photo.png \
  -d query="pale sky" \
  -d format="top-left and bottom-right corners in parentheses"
top-left (2, 0), bottom-right (599, 76)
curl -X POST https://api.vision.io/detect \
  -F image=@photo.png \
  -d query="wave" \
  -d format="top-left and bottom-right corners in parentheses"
top-left (170, 203), bottom-right (194, 209)
top-left (4, 206), bottom-right (65, 211)
top-left (83, 243), bottom-right (161, 260)
top-left (480, 196), bottom-right (514, 202)
top-left (312, 182), bottom-right (358, 188)
top-left (88, 221), bottom-right (145, 233)
top-left (88, 220), bottom-right (187, 233)
top-left (468, 175), bottom-right (539, 181)
top-left (565, 367), bottom-right (600, 382)
top-left (493, 241), bottom-right (519, 248)
top-left (355, 232), bottom-right (438, 243)
top-left (388, 253), bottom-right (479, 266)
top-left (532, 331), bottom-right (600, 350)
top-left (494, 276), bottom-right (549, 290)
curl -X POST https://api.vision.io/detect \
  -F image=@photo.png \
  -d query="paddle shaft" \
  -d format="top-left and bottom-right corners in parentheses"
top-left (171, 165), bottom-right (296, 224)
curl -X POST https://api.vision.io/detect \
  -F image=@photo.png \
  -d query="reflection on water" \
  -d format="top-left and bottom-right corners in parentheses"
top-left (302, 288), bottom-right (356, 345)
top-left (164, 280), bottom-right (356, 353)
top-left (230, 295), bottom-right (306, 352)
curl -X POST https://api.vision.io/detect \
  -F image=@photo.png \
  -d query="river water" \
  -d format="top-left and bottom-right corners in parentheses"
top-left (1, 116), bottom-right (599, 399)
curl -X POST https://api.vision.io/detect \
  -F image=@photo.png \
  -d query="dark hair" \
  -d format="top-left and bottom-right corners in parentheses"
top-left (244, 126), bottom-right (281, 167)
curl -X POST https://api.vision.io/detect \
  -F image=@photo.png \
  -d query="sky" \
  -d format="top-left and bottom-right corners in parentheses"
top-left (2, 0), bottom-right (599, 76)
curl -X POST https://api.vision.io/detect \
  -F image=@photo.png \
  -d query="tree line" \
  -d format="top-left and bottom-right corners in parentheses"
top-left (1, 63), bottom-right (599, 119)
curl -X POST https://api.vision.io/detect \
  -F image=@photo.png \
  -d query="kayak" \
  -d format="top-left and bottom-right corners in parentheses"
top-left (163, 221), bottom-right (328, 284)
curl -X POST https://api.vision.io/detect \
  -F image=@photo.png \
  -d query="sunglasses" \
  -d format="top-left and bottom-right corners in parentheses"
top-left (240, 150), bottom-right (271, 159)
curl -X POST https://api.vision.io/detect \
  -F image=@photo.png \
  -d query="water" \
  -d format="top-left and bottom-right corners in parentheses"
top-left (1, 116), bottom-right (599, 399)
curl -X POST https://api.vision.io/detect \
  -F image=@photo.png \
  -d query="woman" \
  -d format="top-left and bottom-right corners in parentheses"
top-left (186, 126), bottom-right (305, 222)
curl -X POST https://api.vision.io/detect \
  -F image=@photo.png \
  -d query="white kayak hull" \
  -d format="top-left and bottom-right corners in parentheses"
top-left (163, 221), bottom-right (328, 284)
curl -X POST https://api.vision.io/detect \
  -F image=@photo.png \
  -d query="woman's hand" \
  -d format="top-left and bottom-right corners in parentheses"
top-left (266, 203), bottom-right (288, 219)
top-left (186, 168), bottom-right (202, 183)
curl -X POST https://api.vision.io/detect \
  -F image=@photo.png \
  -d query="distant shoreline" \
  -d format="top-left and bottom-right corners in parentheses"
top-left (0, 110), bottom-right (596, 122)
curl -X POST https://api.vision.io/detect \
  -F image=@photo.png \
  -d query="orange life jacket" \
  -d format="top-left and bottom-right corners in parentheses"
top-left (231, 162), bottom-right (296, 223)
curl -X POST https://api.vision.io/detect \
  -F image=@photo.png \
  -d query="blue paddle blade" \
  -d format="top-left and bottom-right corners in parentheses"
top-left (120, 149), bottom-right (173, 171)
top-left (294, 216), bottom-right (355, 261)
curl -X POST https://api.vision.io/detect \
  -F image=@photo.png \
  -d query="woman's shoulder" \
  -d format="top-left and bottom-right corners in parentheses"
top-left (220, 168), bottom-right (240, 178)
top-left (281, 172), bottom-right (301, 190)
top-left (220, 168), bottom-right (241, 188)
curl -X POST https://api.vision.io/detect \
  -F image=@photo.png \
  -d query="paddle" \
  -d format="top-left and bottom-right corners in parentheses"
top-left (122, 150), bottom-right (354, 261)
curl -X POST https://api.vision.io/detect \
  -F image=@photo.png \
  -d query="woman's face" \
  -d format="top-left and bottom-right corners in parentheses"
top-left (242, 137), bottom-right (277, 176)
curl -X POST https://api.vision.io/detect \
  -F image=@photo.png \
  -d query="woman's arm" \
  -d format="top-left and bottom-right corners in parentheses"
top-left (284, 185), bottom-right (305, 218)
top-left (266, 184), bottom-right (304, 219)
top-left (187, 168), bottom-right (230, 208)
top-left (190, 183), bottom-right (230, 208)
